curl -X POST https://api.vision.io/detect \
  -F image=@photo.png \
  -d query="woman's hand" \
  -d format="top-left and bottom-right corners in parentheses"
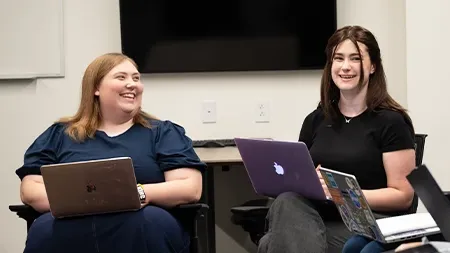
top-left (316, 165), bottom-right (331, 199)
top-left (395, 242), bottom-right (423, 252)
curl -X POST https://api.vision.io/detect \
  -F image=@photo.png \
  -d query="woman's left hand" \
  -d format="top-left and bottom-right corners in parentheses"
top-left (316, 165), bottom-right (331, 199)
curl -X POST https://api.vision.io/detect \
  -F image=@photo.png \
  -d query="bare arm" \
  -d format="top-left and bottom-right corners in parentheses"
top-left (363, 149), bottom-right (416, 211)
top-left (20, 175), bottom-right (50, 213)
top-left (142, 168), bottom-right (202, 208)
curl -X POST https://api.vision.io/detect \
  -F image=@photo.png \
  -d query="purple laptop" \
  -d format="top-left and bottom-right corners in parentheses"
top-left (234, 138), bottom-right (327, 200)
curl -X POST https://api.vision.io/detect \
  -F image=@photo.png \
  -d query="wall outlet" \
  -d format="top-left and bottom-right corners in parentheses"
top-left (202, 100), bottom-right (216, 123)
top-left (255, 101), bottom-right (270, 123)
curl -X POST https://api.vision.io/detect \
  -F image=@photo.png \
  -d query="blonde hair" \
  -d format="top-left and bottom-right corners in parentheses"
top-left (58, 53), bottom-right (156, 142)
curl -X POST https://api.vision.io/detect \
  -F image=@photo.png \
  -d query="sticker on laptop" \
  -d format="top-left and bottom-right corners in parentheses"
top-left (338, 205), bottom-right (351, 229)
top-left (353, 188), bottom-right (362, 197)
top-left (325, 172), bottom-right (339, 188)
top-left (364, 209), bottom-right (375, 225)
top-left (345, 177), bottom-right (355, 189)
top-left (329, 188), bottom-right (344, 204)
top-left (349, 219), bottom-right (359, 232)
top-left (358, 196), bottom-right (368, 209)
top-left (348, 189), bottom-right (361, 209)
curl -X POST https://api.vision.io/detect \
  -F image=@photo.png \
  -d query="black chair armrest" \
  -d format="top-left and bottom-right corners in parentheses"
top-left (9, 204), bottom-right (32, 212)
top-left (9, 204), bottom-right (41, 219)
top-left (9, 204), bottom-right (42, 231)
top-left (169, 203), bottom-right (209, 219)
top-left (171, 203), bottom-right (209, 253)
top-left (176, 203), bottom-right (209, 211)
top-left (230, 198), bottom-right (272, 217)
top-left (230, 205), bottom-right (270, 245)
top-left (230, 206), bottom-right (270, 214)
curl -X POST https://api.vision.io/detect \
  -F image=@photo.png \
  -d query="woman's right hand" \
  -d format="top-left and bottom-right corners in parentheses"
top-left (316, 165), bottom-right (331, 199)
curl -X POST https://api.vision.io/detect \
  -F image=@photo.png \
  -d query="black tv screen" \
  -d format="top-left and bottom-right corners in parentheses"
top-left (119, 1), bottom-right (337, 74)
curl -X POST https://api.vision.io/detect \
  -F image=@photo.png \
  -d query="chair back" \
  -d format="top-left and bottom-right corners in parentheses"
top-left (410, 134), bottom-right (428, 213)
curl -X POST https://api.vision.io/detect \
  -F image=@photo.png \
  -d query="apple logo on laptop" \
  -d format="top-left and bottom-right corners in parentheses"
top-left (273, 162), bottom-right (284, 175)
top-left (86, 183), bottom-right (97, 193)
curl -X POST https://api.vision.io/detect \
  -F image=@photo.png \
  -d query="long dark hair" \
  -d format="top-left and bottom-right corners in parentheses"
top-left (319, 25), bottom-right (413, 128)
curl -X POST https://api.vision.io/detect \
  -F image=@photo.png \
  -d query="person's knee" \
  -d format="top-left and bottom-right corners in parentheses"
top-left (257, 232), bottom-right (271, 253)
top-left (140, 206), bottom-right (187, 237)
top-left (25, 213), bottom-right (54, 250)
top-left (342, 235), bottom-right (369, 253)
top-left (271, 191), bottom-right (317, 217)
top-left (274, 192), bottom-right (300, 203)
top-left (360, 241), bottom-right (386, 253)
top-left (272, 192), bottom-right (305, 209)
top-left (27, 213), bottom-right (54, 237)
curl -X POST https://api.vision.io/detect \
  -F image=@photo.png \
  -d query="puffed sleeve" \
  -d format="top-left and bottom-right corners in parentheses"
top-left (15, 123), bottom-right (64, 180)
top-left (154, 120), bottom-right (207, 173)
top-left (380, 112), bottom-right (415, 153)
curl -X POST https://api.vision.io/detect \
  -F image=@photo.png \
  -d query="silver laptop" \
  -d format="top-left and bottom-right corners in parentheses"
top-left (234, 138), bottom-right (327, 201)
top-left (319, 167), bottom-right (440, 243)
top-left (41, 157), bottom-right (141, 218)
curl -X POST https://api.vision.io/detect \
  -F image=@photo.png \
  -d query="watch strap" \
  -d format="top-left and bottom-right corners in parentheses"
top-left (137, 184), bottom-right (146, 203)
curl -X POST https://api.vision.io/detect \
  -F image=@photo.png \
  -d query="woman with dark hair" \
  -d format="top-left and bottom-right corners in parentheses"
top-left (257, 26), bottom-right (416, 253)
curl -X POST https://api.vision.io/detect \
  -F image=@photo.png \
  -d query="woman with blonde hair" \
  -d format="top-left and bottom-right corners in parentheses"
top-left (16, 53), bottom-right (206, 253)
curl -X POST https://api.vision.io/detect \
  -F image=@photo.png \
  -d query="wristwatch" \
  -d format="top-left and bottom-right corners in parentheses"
top-left (137, 184), bottom-right (146, 203)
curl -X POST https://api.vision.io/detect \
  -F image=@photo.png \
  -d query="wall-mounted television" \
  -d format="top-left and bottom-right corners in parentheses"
top-left (119, 1), bottom-right (337, 74)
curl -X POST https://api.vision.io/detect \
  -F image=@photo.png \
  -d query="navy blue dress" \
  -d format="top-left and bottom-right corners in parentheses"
top-left (16, 119), bottom-right (207, 253)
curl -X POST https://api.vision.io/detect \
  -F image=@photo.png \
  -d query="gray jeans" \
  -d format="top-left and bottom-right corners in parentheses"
top-left (258, 192), bottom-right (352, 253)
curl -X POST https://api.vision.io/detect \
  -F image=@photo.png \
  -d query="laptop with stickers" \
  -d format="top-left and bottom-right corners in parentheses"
top-left (318, 167), bottom-right (440, 243)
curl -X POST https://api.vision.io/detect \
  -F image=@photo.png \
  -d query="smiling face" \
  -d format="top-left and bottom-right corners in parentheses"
top-left (94, 59), bottom-right (143, 117)
top-left (331, 39), bottom-right (375, 92)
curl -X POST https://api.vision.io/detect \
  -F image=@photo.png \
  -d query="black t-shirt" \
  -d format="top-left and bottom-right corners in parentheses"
top-left (299, 107), bottom-right (415, 193)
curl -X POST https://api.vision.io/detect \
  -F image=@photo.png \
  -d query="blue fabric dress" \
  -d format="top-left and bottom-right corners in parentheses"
top-left (16, 119), bottom-right (207, 253)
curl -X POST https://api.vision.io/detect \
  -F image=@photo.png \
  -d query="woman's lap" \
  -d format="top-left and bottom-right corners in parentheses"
top-left (343, 235), bottom-right (387, 253)
top-left (257, 192), bottom-right (352, 253)
top-left (25, 205), bottom-right (190, 253)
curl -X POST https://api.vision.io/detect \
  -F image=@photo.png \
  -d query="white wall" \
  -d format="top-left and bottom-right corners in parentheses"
top-left (406, 0), bottom-right (450, 212)
top-left (2, 0), bottom-right (442, 252)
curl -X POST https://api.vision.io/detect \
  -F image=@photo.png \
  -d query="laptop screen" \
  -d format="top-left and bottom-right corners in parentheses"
top-left (407, 164), bottom-right (450, 241)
